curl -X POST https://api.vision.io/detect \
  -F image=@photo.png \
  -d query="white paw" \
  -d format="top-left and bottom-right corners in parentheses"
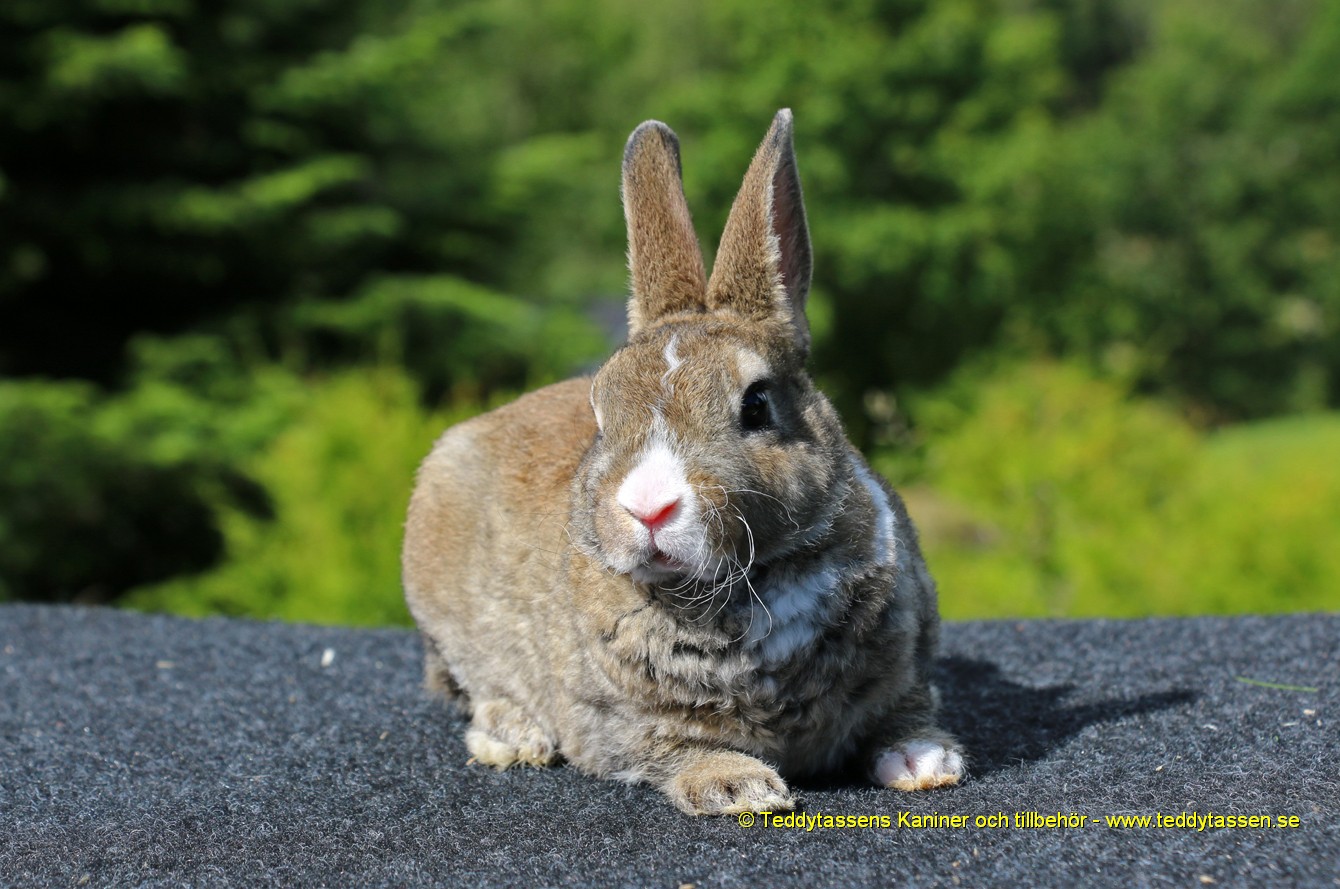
top-left (465, 728), bottom-right (556, 769)
top-left (872, 740), bottom-right (964, 791)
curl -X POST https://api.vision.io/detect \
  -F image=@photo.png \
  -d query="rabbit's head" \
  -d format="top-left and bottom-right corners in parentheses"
top-left (571, 111), bottom-right (857, 590)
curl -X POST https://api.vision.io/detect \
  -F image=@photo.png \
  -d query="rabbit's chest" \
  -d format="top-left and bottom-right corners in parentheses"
top-left (595, 586), bottom-right (878, 748)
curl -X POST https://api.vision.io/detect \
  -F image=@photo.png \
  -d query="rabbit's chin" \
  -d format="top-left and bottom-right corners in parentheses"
top-left (627, 552), bottom-right (700, 585)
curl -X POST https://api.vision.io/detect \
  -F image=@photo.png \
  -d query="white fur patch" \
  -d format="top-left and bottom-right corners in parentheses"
top-left (661, 335), bottom-right (683, 388)
top-left (615, 421), bottom-right (708, 580)
top-left (735, 348), bottom-right (769, 387)
top-left (872, 740), bottom-right (964, 791)
top-left (750, 618), bottom-right (818, 666)
top-left (741, 459), bottom-right (900, 666)
top-left (744, 563), bottom-right (841, 665)
top-left (848, 455), bottom-right (896, 566)
top-left (588, 385), bottom-right (603, 430)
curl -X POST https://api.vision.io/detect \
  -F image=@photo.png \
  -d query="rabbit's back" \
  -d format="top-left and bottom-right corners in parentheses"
top-left (402, 377), bottom-right (596, 714)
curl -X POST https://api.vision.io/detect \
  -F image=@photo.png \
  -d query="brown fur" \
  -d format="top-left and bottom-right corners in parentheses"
top-left (403, 111), bottom-right (963, 815)
top-left (622, 122), bottom-right (709, 337)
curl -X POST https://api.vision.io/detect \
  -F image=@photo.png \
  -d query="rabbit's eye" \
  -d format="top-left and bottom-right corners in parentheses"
top-left (740, 381), bottom-right (772, 432)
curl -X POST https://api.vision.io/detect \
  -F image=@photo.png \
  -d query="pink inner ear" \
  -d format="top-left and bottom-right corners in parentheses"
top-left (769, 158), bottom-right (811, 306)
top-left (771, 175), bottom-right (797, 268)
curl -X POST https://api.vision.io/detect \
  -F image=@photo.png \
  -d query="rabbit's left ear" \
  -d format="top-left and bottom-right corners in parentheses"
top-left (707, 109), bottom-right (813, 354)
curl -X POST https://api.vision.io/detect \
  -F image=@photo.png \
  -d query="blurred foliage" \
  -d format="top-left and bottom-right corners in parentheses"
top-left (0, 305), bottom-right (590, 606)
top-left (125, 368), bottom-right (467, 626)
top-left (0, 338), bottom-right (303, 603)
top-left (1, 0), bottom-right (1338, 619)
top-left (0, 379), bottom-right (221, 603)
top-left (0, 0), bottom-right (543, 382)
top-left (291, 274), bottom-right (608, 403)
top-left (1025, 0), bottom-right (1340, 421)
top-left (892, 362), bottom-right (1340, 618)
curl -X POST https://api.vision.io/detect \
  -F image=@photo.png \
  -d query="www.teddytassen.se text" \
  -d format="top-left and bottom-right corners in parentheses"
top-left (737, 811), bottom-right (1304, 831)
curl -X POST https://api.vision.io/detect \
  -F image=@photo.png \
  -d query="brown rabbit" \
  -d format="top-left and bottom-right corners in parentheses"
top-left (402, 110), bottom-right (963, 815)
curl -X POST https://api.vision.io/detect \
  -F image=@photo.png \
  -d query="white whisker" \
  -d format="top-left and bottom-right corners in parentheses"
top-left (722, 486), bottom-right (801, 532)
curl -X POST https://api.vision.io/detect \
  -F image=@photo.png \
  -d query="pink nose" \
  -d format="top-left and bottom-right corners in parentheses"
top-left (628, 498), bottom-right (679, 529)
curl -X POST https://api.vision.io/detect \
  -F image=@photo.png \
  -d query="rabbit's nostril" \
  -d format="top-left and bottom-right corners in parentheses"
top-left (630, 498), bottom-right (679, 529)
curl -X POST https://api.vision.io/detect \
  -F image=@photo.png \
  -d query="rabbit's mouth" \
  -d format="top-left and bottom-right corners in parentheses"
top-left (629, 552), bottom-right (687, 585)
top-left (649, 547), bottom-right (688, 572)
top-left (627, 545), bottom-right (706, 584)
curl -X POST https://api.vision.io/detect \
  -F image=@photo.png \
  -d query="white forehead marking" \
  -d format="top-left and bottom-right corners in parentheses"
top-left (661, 335), bottom-right (682, 393)
top-left (649, 410), bottom-right (671, 441)
top-left (736, 348), bottom-right (769, 384)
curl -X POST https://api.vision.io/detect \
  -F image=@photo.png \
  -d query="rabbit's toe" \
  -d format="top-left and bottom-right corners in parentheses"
top-left (666, 752), bottom-right (794, 816)
top-left (872, 739), bottom-right (964, 791)
top-left (464, 699), bottom-right (558, 769)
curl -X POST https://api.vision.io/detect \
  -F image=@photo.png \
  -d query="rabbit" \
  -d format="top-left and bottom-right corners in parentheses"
top-left (402, 109), bottom-right (964, 816)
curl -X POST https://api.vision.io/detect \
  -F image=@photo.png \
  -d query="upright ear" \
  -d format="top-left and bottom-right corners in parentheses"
top-left (706, 109), bottom-right (813, 354)
top-left (621, 120), bottom-right (708, 339)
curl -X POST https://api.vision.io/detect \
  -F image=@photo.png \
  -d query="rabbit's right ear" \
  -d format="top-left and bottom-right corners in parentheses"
top-left (621, 121), bottom-right (708, 339)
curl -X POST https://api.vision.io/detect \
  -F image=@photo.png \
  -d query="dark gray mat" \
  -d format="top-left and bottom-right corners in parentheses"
top-left (1, 604), bottom-right (1336, 887)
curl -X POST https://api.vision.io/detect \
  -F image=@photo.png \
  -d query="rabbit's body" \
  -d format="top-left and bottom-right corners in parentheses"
top-left (403, 112), bottom-right (963, 815)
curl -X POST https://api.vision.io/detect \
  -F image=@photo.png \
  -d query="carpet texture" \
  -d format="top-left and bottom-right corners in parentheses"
top-left (1, 604), bottom-right (1336, 887)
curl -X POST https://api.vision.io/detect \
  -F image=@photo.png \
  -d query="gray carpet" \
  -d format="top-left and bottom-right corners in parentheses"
top-left (1, 604), bottom-right (1336, 887)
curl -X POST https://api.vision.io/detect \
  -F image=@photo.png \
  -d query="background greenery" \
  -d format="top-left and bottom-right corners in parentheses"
top-left (2, 0), bottom-right (1337, 623)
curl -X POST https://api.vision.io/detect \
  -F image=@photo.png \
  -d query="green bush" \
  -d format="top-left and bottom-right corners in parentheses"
top-left (1174, 416), bottom-right (1340, 614)
top-left (0, 381), bottom-right (222, 603)
top-left (0, 291), bottom-right (602, 609)
top-left (290, 274), bottom-right (608, 402)
top-left (894, 362), bottom-right (1340, 618)
top-left (0, 336), bottom-right (313, 604)
top-left (125, 368), bottom-right (472, 626)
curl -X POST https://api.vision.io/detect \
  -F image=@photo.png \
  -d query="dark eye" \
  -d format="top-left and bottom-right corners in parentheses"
top-left (740, 381), bottom-right (772, 432)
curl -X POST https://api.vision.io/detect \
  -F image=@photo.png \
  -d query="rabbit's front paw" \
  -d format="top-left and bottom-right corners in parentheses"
top-left (665, 751), bottom-right (795, 816)
top-left (464, 699), bottom-right (558, 769)
top-left (871, 739), bottom-right (964, 791)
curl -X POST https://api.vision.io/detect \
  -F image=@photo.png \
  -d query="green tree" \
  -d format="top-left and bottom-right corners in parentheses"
top-left (1021, 0), bottom-right (1340, 419)
top-left (0, 0), bottom-right (519, 383)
